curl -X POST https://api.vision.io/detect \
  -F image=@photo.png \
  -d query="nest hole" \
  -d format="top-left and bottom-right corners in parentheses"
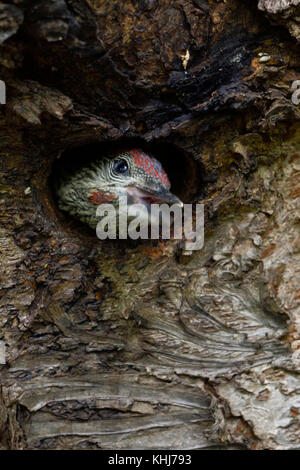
top-left (49, 138), bottom-right (204, 240)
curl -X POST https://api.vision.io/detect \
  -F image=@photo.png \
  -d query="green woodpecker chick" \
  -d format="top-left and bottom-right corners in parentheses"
top-left (55, 148), bottom-right (182, 231)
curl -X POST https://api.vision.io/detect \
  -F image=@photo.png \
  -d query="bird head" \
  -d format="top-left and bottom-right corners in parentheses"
top-left (56, 148), bottom-right (182, 230)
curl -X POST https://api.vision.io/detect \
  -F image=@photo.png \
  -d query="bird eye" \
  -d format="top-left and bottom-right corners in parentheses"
top-left (112, 159), bottom-right (129, 175)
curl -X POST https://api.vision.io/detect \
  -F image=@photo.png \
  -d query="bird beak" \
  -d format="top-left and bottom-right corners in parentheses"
top-left (126, 186), bottom-right (183, 207)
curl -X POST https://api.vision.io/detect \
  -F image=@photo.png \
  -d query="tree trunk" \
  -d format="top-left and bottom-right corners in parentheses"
top-left (0, 0), bottom-right (299, 450)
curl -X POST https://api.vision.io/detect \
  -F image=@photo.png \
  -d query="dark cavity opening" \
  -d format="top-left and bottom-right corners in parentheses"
top-left (49, 139), bottom-right (204, 238)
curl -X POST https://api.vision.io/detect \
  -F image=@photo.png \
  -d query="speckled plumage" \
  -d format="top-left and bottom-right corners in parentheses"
top-left (55, 149), bottom-right (181, 230)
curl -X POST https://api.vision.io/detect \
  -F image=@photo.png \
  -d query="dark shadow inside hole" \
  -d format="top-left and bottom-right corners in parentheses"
top-left (49, 139), bottom-right (205, 238)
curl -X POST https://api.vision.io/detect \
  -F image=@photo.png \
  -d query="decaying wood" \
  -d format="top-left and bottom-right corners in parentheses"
top-left (0, 0), bottom-right (299, 449)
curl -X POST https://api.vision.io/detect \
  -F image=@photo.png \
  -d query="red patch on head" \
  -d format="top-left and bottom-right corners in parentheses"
top-left (129, 149), bottom-right (170, 188)
top-left (89, 190), bottom-right (116, 204)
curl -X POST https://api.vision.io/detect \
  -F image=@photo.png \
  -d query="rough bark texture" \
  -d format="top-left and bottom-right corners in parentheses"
top-left (0, 0), bottom-right (299, 450)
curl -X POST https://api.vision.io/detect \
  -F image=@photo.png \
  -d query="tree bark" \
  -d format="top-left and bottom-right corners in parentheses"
top-left (0, 0), bottom-right (299, 450)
